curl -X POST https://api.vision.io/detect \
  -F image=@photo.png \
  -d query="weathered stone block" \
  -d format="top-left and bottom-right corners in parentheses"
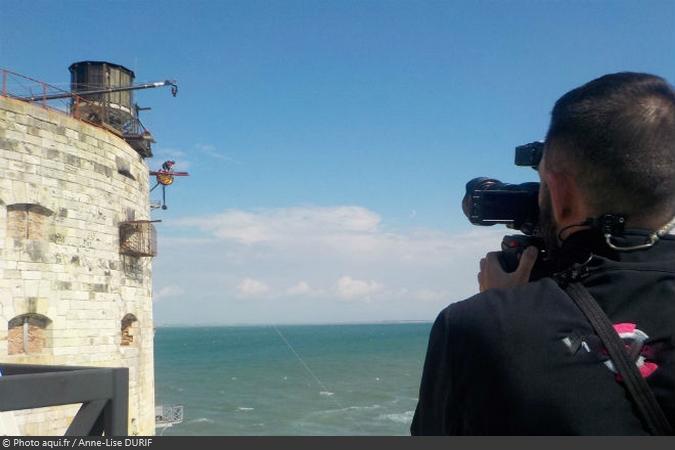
top-left (21, 270), bottom-right (42, 280)
top-left (64, 128), bottom-right (79, 139)
top-left (27, 297), bottom-right (48, 315)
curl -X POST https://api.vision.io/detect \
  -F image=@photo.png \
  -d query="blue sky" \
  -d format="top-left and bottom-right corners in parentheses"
top-left (2, 1), bottom-right (674, 324)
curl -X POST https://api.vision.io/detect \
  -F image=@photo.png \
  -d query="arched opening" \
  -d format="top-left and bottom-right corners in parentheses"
top-left (121, 314), bottom-right (139, 346)
top-left (8, 314), bottom-right (52, 355)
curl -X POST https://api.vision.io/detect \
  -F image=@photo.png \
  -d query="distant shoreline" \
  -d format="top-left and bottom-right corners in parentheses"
top-left (154, 320), bottom-right (433, 329)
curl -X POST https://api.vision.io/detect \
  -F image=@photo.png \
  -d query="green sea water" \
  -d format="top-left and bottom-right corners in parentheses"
top-left (154, 322), bottom-right (432, 435)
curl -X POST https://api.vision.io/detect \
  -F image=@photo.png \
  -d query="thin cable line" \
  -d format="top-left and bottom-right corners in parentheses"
top-left (271, 324), bottom-right (367, 434)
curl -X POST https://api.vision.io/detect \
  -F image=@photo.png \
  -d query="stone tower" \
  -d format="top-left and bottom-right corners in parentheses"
top-left (0, 93), bottom-right (156, 435)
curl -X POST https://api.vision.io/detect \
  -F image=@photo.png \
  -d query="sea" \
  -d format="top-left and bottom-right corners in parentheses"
top-left (154, 322), bottom-right (432, 436)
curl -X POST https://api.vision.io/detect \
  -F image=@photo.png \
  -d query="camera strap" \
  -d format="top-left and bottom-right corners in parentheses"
top-left (564, 282), bottom-right (673, 435)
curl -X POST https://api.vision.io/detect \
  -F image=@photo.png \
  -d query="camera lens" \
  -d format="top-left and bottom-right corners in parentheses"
top-left (462, 178), bottom-right (500, 218)
top-left (462, 177), bottom-right (540, 233)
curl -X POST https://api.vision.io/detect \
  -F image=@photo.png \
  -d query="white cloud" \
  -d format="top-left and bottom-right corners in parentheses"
top-left (236, 277), bottom-right (270, 298)
top-left (411, 288), bottom-right (451, 302)
top-left (155, 205), bottom-right (508, 324)
top-left (174, 206), bottom-right (380, 245)
top-left (336, 276), bottom-right (383, 301)
top-left (153, 285), bottom-right (185, 302)
top-left (286, 281), bottom-right (313, 296)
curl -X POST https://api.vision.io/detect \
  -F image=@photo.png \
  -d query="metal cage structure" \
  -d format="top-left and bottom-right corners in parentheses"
top-left (155, 404), bottom-right (184, 430)
top-left (119, 220), bottom-right (159, 257)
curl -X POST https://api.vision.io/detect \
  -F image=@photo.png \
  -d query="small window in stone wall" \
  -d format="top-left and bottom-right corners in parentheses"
top-left (8, 314), bottom-right (52, 355)
top-left (116, 156), bottom-right (136, 180)
top-left (121, 314), bottom-right (139, 346)
top-left (7, 204), bottom-right (54, 240)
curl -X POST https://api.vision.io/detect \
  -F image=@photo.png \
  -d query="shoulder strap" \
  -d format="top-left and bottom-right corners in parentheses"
top-left (564, 282), bottom-right (672, 435)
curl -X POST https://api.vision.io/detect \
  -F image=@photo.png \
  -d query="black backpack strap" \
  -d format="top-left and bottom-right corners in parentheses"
top-left (564, 282), bottom-right (672, 435)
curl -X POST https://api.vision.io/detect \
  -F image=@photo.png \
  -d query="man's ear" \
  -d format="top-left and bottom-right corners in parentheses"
top-left (544, 169), bottom-right (587, 226)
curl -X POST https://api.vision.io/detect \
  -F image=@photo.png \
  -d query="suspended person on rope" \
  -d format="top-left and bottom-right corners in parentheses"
top-left (411, 73), bottom-right (675, 435)
top-left (161, 160), bottom-right (175, 172)
top-left (150, 160), bottom-right (189, 210)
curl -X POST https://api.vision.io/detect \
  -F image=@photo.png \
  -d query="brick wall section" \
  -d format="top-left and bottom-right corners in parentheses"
top-left (8, 315), bottom-right (49, 355)
top-left (7, 318), bottom-right (24, 355)
top-left (6, 207), bottom-right (28, 239)
top-left (6, 205), bottom-right (52, 241)
top-left (0, 96), bottom-right (156, 435)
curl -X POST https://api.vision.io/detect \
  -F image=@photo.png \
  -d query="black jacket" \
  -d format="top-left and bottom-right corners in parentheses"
top-left (411, 230), bottom-right (675, 435)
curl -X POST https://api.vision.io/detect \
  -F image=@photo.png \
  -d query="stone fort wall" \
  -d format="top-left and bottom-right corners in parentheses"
top-left (0, 96), bottom-right (155, 435)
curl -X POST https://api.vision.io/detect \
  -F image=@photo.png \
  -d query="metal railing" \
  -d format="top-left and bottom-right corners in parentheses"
top-left (1, 67), bottom-right (77, 114)
top-left (0, 68), bottom-right (152, 140)
top-left (0, 363), bottom-right (128, 436)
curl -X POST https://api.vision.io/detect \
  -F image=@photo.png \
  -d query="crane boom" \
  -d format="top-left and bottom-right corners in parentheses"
top-left (18, 80), bottom-right (178, 102)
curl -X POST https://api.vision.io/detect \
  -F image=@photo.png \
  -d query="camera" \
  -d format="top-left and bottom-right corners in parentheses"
top-left (462, 141), bottom-right (552, 279)
top-left (461, 177), bottom-right (540, 235)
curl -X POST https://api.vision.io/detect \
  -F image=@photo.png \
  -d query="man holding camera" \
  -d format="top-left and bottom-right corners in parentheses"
top-left (411, 72), bottom-right (675, 435)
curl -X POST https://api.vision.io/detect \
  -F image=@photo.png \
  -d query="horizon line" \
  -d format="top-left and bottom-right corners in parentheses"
top-left (154, 319), bottom-right (433, 328)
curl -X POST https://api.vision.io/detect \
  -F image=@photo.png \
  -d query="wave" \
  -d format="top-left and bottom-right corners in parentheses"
top-left (319, 391), bottom-right (334, 397)
top-left (316, 404), bottom-right (383, 415)
top-left (378, 410), bottom-right (414, 424)
top-left (188, 417), bottom-right (214, 424)
top-left (237, 407), bottom-right (255, 411)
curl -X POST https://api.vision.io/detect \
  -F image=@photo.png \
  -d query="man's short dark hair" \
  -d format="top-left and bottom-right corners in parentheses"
top-left (545, 72), bottom-right (675, 221)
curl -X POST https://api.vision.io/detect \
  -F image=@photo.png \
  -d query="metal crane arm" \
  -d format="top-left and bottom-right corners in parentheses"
top-left (19, 80), bottom-right (178, 102)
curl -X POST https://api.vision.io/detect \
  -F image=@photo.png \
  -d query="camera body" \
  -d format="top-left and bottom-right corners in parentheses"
top-left (499, 234), bottom-right (551, 280)
top-left (463, 141), bottom-right (552, 279)
top-left (462, 178), bottom-right (540, 235)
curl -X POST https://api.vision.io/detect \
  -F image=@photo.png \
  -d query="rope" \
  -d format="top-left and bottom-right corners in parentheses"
top-left (271, 324), bottom-right (367, 434)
